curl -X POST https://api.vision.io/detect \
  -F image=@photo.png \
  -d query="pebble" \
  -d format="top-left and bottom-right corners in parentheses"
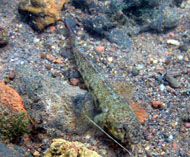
top-left (184, 122), bottom-right (190, 128)
top-left (160, 84), bottom-right (166, 91)
top-left (131, 67), bottom-right (139, 76)
top-left (177, 55), bottom-right (184, 60)
top-left (184, 56), bottom-right (189, 62)
top-left (9, 71), bottom-right (15, 80)
top-left (166, 39), bottom-right (180, 46)
top-left (33, 38), bottom-right (40, 43)
top-left (172, 141), bottom-right (178, 150)
top-left (95, 45), bottom-right (105, 53)
top-left (107, 57), bottom-right (113, 63)
top-left (152, 101), bottom-right (163, 109)
top-left (178, 44), bottom-right (188, 52)
top-left (168, 134), bottom-right (174, 141)
top-left (136, 64), bottom-right (144, 70)
top-left (33, 151), bottom-right (40, 156)
top-left (41, 52), bottom-right (46, 59)
top-left (69, 78), bottom-right (79, 86)
top-left (164, 74), bottom-right (180, 88)
top-left (0, 27), bottom-right (9, 47)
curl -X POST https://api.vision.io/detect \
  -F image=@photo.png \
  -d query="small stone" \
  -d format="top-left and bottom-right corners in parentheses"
top-left (164, 56), bottom-right (172, 65)
top-left (185, 56), bottom-right (189, 62)
top-left (107, 57), bottom-right (113, 63)
top-left (177, 55), bottom-right (184, 60)
top-left (171, 123), bottom-right (176, 128)
top-left (165, 74), bottom-right (180, 88)
top-left (153, 59), bottom-right (158, 64)
top-left (46, 55), bottom-right (56, 62)
top-left (33, 151), bottom-right (40, 156)
top-left (33, 38), bottom-right (40, 43)
top-left (9, 71), bottom-right (15, 80)
top-left (167, 39), bottom-right (180, 46)
top-left (0, 27), bottom-right (9, 47)
top-left (136, 64), bottom-right (144, 70)
top-left (95, 46), bottom-right (105, 53)
top-left (168, 134), bottom-right (174, 141)
top-left (41, 52), bottom-right (46, 59)
top-left (172, 141), bottom-right (178, 150)
top-left (153, 114), bottom-right (158, 119)
top-left (131, 67), bottom-right (139, 76)
top-left (184, 122), bottom-right (190, 128)
top-left (69, 78), bottom-right (79, 86)
top-left (152, 101), bottom-right (163, 109)
top-left (160, 84), bottom-right (166, 91)
top-left (178, 44), bottom-right (188, 52)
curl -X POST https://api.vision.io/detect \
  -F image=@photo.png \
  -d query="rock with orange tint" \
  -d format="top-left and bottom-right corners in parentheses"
top-left (95, 46), bottom-right (105, 53)
top-left (18, 0), bottom-right (67, 31)
top-left (0, 81), bottom-right (26, 113)
top-left (151, 101), bottom-right (163, 109)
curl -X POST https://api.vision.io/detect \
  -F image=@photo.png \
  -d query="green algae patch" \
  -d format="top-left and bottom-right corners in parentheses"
top-left (0, 105), bottom-right (31, 143)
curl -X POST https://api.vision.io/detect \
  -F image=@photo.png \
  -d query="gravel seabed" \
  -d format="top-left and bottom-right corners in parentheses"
top-left (0, 0), bottom-right (190, 156)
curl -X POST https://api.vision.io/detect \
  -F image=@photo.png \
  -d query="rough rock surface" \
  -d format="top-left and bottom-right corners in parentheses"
top-left (0, 80), bottom-right (26, 112)
top-left (13, 64), bottom-right (92, 136)
top-left (18, 0), bottom-right (66, 31)
top-left (44, 138), bottom-right (101, 157)
top-left (0, 142), bottom-right (23, 157)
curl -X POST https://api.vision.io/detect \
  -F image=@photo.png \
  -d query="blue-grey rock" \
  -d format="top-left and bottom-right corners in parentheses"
top-left (13, 64), bottom-right (93, 136)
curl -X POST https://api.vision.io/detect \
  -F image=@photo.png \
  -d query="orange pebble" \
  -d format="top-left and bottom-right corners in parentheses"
top-left (95, 45), bottom-right (105, 53)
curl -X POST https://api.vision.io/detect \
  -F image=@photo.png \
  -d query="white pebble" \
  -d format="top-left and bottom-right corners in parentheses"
top-left (177, 55), bottom-right (184, 60)
top-left (107, 57), bottom-right (113, 62)
top-left (136, 64), bottom-right (144, 70)
top-left (160, 84), bottom-right (166, 91)
top-left (166, 39), bottom-right (180, 46)
top-left (33, 38), bottom-right (40, 43)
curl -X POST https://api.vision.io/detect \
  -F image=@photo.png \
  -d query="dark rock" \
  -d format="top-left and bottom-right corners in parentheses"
top-left (138, 7), bottom-right (179, 33)
top-left (182, 89), bottom-right (190, 97)
top-left (69, 69), bottom-right (81, 79)
top-left (131, 67), bottom-right (139, 76)
top-left (0, 27), bottom-right (9, 47)
top-left (105, 26), bottom-right (132, 48)
top-left (72, 0), bottom-right (100, 14)
top-left (0, 142), bottom-right (22, 157)
top-left (83, 15), bottom-right (114, 37)
top-left (173, 0), bottom-right (184, 6)
top-left (178, 44), bottom-right (188, 52)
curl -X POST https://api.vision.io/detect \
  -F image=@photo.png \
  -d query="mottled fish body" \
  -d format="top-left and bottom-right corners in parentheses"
top-left (65, 21), bottom-right (142, 144)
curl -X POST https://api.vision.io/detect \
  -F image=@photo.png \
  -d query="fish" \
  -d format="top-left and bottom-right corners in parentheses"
top-left (65, 19), bottom-right (142, 145)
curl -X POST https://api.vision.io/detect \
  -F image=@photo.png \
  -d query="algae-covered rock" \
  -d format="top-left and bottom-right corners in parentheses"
top-left (0, 81), bottom-right (30, 143)
top-left (18, 0), bottom-right (67, 31)
top-left (44, 138), bottom-right (101, 157)
top-left (0, 105), bottom-right (30, 143)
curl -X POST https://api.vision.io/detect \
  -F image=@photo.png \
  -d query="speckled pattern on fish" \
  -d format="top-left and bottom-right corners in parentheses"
top-left (65, 22), bottom-right (142, 145)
